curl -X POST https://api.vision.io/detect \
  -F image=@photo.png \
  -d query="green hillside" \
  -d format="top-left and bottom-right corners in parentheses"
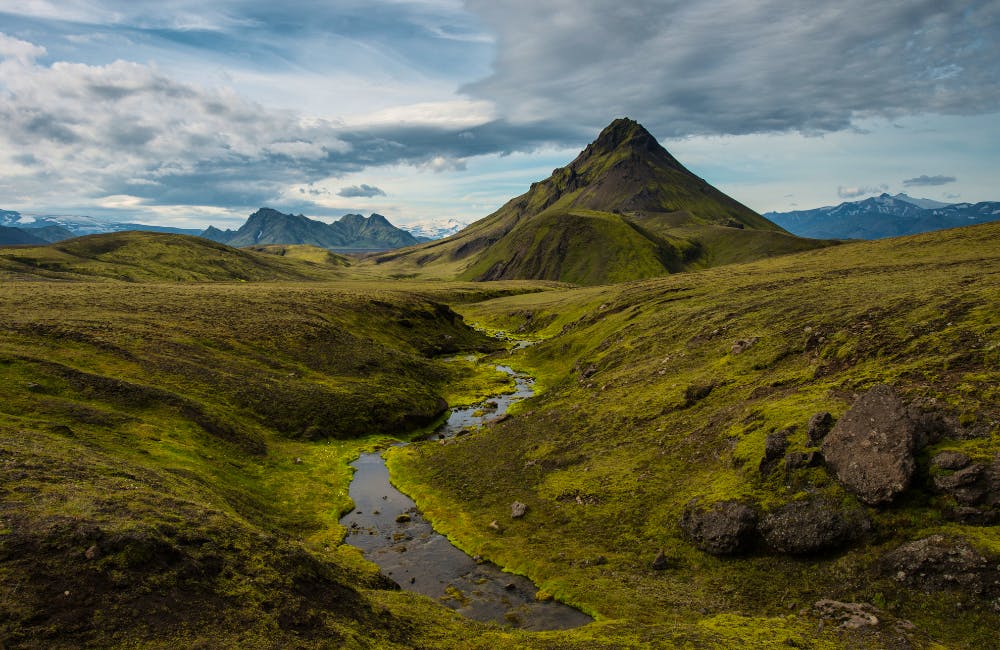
top-left (0, 231), bottom-right (348, 282)
top-left (370, 119), bottom-right (833, 284)
top-left (390, 221), bottom-right (1000, 648)
top-left (1, 222), bottom-right (998, 648)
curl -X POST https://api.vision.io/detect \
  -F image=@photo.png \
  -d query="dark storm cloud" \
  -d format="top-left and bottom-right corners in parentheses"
top-left (462, 0), bottom-right (1000, 138)
top-left (338, 184), bottom-right (387, 198)
top-left (903, 174), bottom-right (957, 187)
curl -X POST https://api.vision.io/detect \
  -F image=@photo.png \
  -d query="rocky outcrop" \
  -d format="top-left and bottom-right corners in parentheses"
top-left (758, 498), bottom-right (869, 555)
top-left (931, 454), bottom-right (999, 524)
top-left (883, 535), bottom-right (1000, 598)
top-left (679, 500), bottom-right (758, 555)
top-left (821, 385), bottom-right (918, 505)
top-left (812, 600), bottom-right (880, 630)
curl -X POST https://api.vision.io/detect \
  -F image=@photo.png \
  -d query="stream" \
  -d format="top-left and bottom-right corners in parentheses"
top-left (340, 362), bottom-right (592, 631)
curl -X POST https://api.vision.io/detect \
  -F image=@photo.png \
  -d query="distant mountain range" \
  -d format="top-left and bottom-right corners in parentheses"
top-left (766, 193), bottom-right (1000, 239)
top-left (200, 208), bottom-right (423, 251)
top-left (0, 207), bottom-right (442, 251)
top-left (0, 209), bottom-right (202, 246)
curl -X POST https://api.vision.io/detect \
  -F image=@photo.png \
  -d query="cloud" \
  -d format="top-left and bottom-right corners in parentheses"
top-left (903, 174), bottom-right (957, 187)
top-left (838, 185), bottom-right (886, 199)
top-left (462, 0), bottom-right (1000, 137)
top-left (338, 183), bottom-right (387, 198)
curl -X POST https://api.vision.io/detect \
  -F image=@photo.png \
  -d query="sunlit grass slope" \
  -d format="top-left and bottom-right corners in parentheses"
top-left (390, 222), bottom-right (1000, 649)
top-left (0, 231), bottom-right (349, 282)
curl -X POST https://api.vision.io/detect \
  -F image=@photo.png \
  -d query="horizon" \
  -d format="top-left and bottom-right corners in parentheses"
top-left (1, 2), bottom-right (997, 229)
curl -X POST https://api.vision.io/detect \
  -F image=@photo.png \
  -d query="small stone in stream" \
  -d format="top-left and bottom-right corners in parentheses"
top-left (395, 514), bottom-right (411, 523)
top-left (382, 495), bottom-right (387, 500)
top-left (410, 577), bottom-right (415, 584)
top-left (511, 501), bottom-right (529, 518)
top-left (651, 550), bottom-right (670, 570)
top-left (504, 582), bottom-right (516, 591)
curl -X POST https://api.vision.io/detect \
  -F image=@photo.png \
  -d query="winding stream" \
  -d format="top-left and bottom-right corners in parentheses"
top-left (340, 362), bottom-right (592, 631)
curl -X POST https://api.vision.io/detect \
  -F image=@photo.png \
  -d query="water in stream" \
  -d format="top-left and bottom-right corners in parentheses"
top-left (340, 364), bottom-right (592, 631)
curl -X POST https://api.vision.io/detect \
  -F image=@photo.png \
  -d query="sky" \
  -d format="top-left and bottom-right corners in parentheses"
top-left (0, 0), bottom-right (997, 229)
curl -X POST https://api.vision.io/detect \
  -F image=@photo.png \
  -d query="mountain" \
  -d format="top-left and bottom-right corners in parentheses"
top-left (892, 193), bottom-right (953, 210)
top-left (202, 208), bottom-right (421, 251)
top-left (0, 225), bottom-right (48, 246)
top-left (400, 218), bottom-right (468, 240)
top-left (370, 118), bottom-right (830, 285)
top-left (0, 231), bottom-right (348, 282)
top-left (0, 208), bottom-right (201, 241)
top-left (766, 193), bottom-right (1000, 239)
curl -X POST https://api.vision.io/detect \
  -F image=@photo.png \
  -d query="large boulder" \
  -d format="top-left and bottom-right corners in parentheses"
top-left (680, 500), bottom-right (758, 555)
top-left (758, 497), bottom-right (869, 555)
top-left (882, 535), bottom-right (1000, 598)
top-left (821, 385), bottom-right (918, 505)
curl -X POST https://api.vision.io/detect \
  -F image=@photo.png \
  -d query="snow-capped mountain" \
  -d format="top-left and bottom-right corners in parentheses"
top-left (766, 194), bottom-right (1000, 240)
top-left (399, 218), bottom-right (467, 241)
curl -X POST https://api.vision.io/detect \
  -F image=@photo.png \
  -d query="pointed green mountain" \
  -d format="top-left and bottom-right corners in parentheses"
top-left (372, 118), bottom-right (830, 284)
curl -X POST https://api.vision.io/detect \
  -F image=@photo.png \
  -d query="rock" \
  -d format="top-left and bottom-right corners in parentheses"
top-left (504, 582), bottom-right (516, 590)
top-left (934, 464), bottom-right (989, 505)
top-left (806, 412), bottom-right (834, 446)
top-left (785, 451), bottom-right (822, 470)
top-left (680, 499), bottom-right (758, 555)
top-left (759, 430), bottom-right (790, 474)
top-left (932, 450), bottom-right (972, 471)
top-left (812, 599), bottom-right (879, 629)
top-left (882, 534), bottom-right (999, 597)
top-left (84, 545), bottom-right (100, 560)
top-left (395, 514), bottom-right (411, 523)
top-left (821, 384), bottom-right (919, 505)
top-left (511, 501), bottom-right (529, 519)
top-left (759, 498), bottom-right (869, 555)
top-left (487, 520), bottom-right (503, 532)
top-left (731, 337), bottom-right (759, 355)
top-left (293, 457), bottom-right (303, 465)
top-left (651, 550), bottom-right (670, 570)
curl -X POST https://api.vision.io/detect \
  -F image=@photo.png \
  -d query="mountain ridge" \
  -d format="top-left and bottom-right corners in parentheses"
top-left (201, 208), bottom-right (423, 251)
top-left (767, 192), bottom-right (1000, 239)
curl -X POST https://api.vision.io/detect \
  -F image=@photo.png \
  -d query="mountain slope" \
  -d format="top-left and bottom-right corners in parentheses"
top-left (204, 208), bottom-right (421, 251)
top-left (371, 118), bottom-right (830, 285)
top-left (767, 193), bottom-right (1000, 239)
top-left (0, 231), bottom-right (348, 282)
top-left (0, 225), bottom-right (48, 246)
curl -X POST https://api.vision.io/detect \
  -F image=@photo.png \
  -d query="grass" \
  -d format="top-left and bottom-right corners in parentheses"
top-left (389, 222), bottom-right (1000, 649)
top-left (1, 222), bottom-right (997, 647)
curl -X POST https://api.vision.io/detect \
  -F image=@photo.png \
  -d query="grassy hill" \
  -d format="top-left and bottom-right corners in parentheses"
top-left (1, 221), bottom-right (997, 648)
top-left (369, 119), bottom-right (832, 284)
top-left (389, 221), bottom-right (1000, 648)
top-left (0, 231), bottom-right (350, 282)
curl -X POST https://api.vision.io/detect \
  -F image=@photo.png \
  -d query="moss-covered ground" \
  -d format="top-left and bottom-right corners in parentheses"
top-left (390, 222), bottom-right (1000, 649)
top-left (1, 222), bottom-right (998, 648)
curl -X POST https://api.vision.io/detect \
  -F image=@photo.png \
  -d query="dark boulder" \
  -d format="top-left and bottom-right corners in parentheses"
top-left (759, 430), bottom-right (790, 474)
top-left (680, 499), bottom-right (758, 555)
top-left (758, 497), bottom-right (869, 555)
top-left (821, 385), bottom-right (918, 505)
top-left (806, 412), bottom-right (834, 446)
top-left (882, 535), bottom-right (1000, 597)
